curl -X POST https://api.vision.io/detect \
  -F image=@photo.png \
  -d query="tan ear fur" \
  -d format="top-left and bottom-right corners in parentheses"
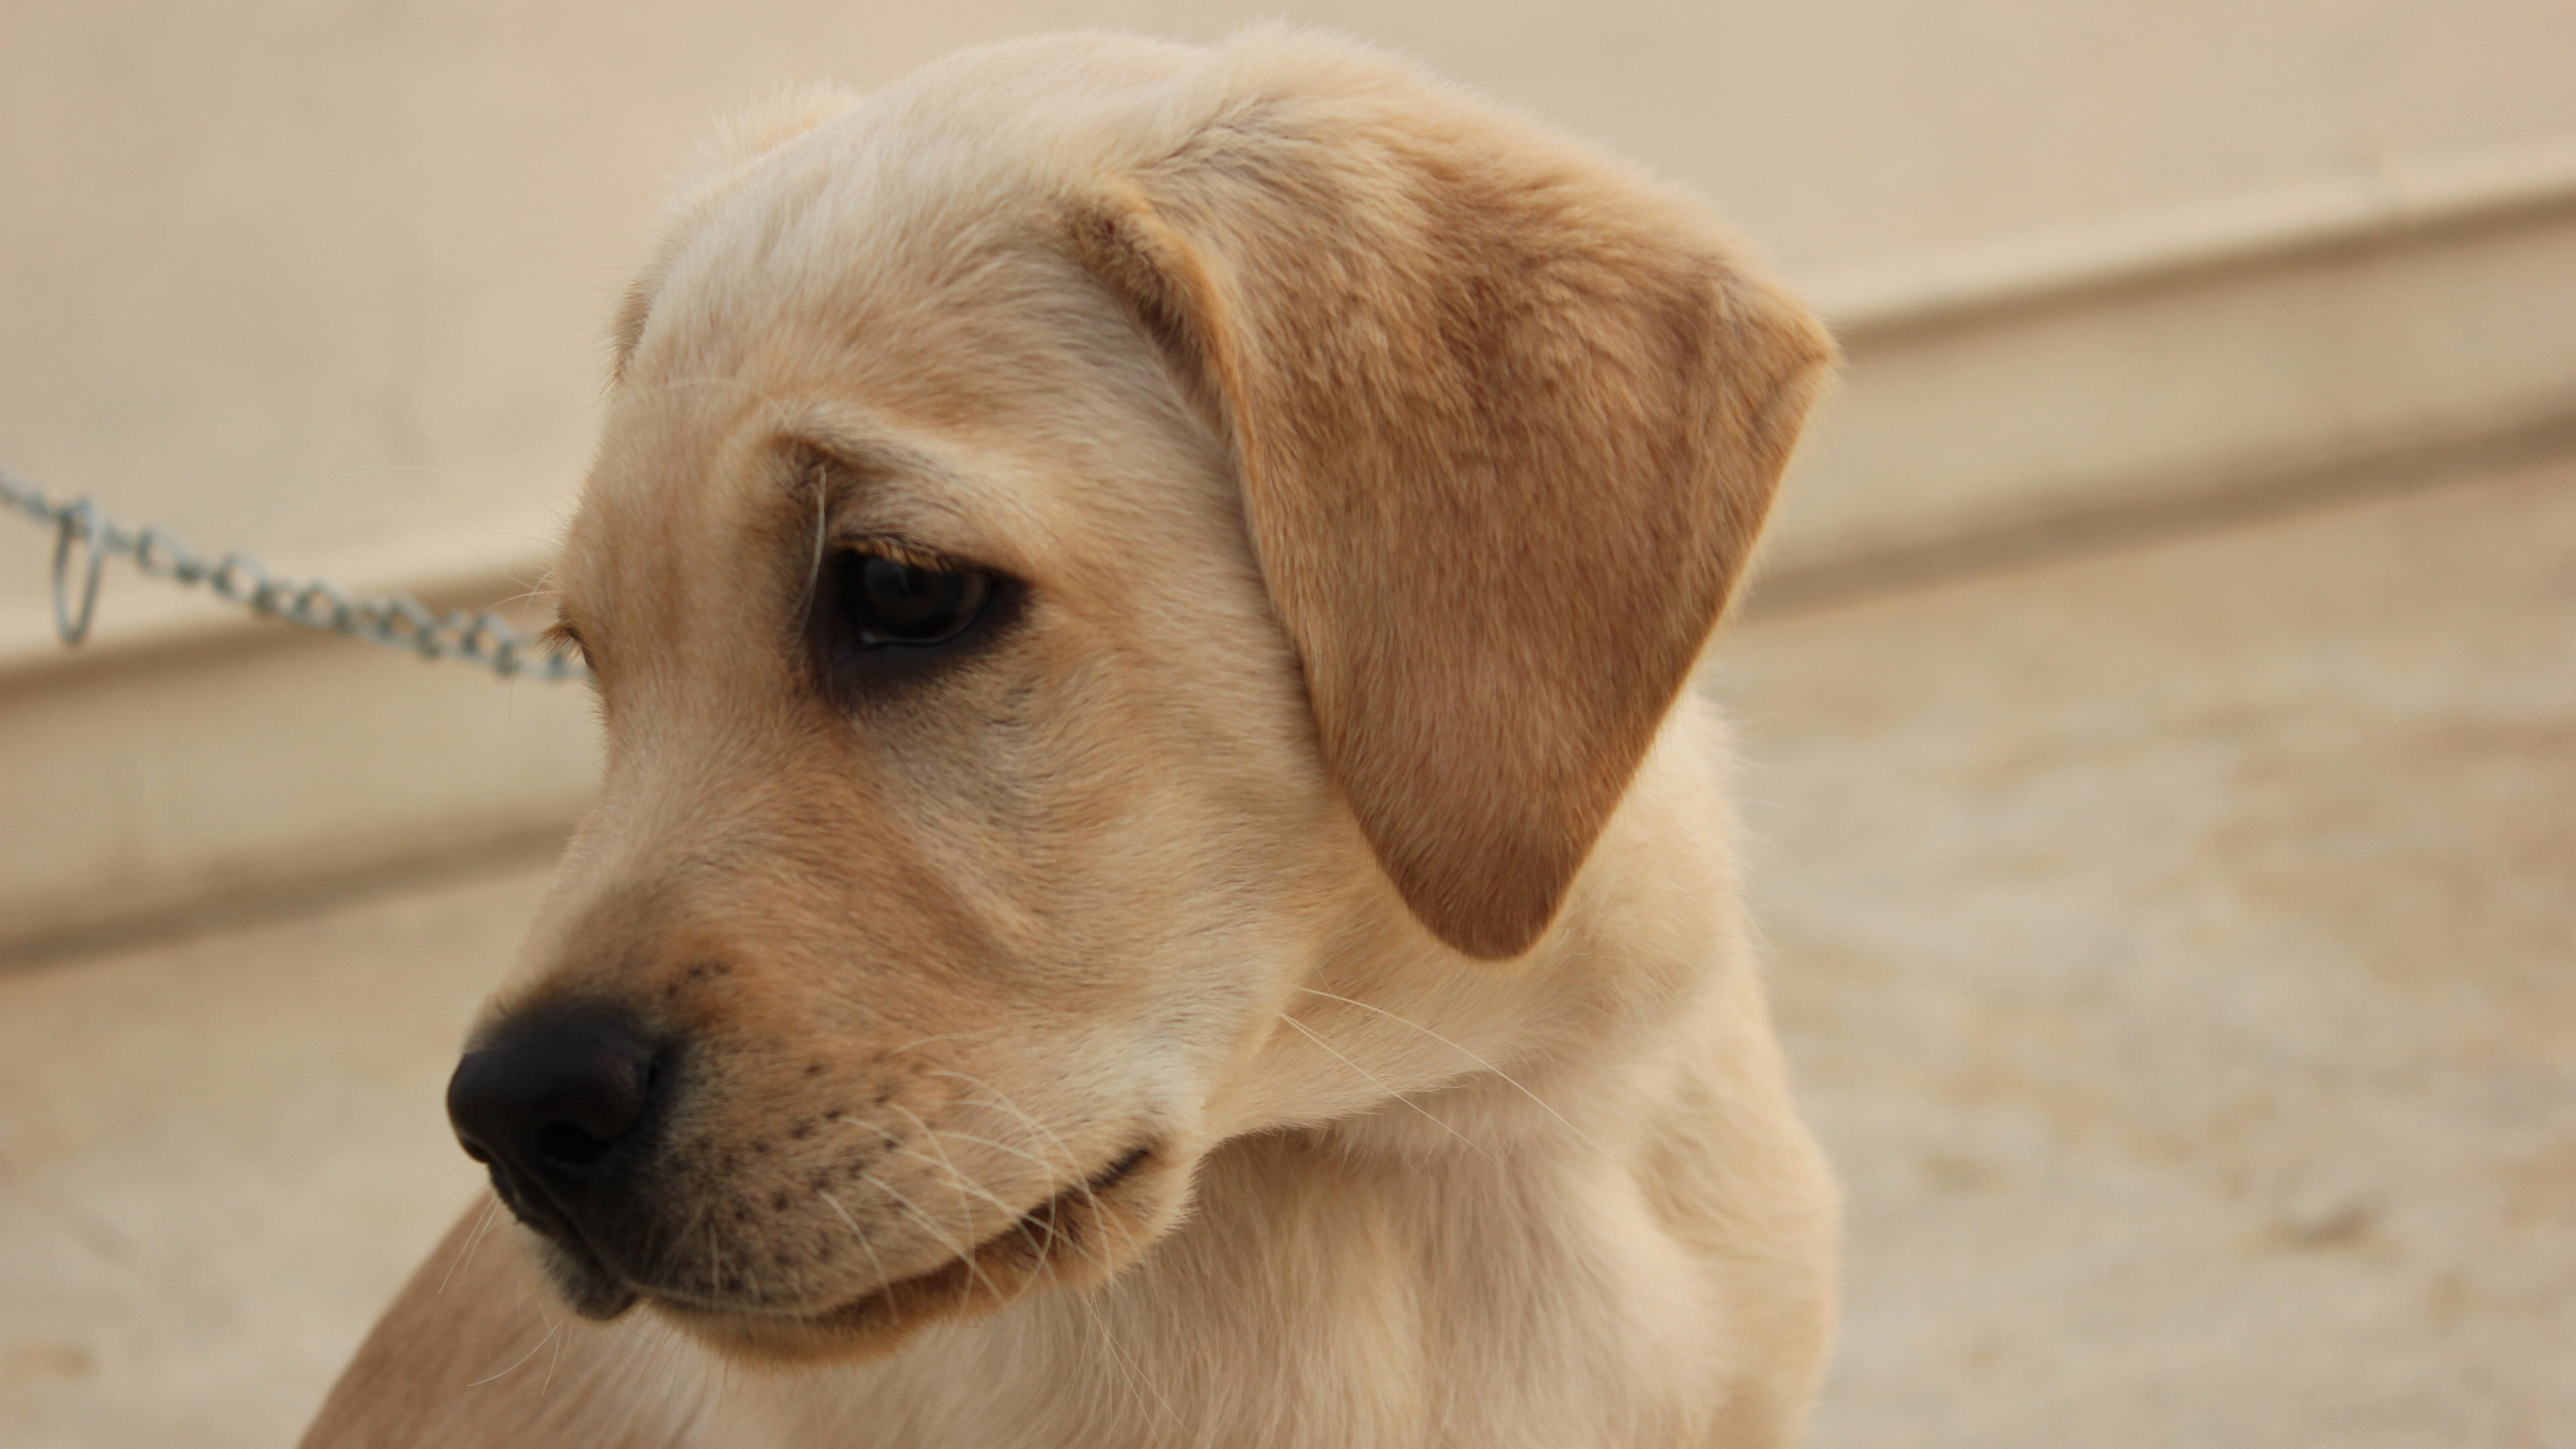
top-left (1073, 50), bottom-right (1835, 959)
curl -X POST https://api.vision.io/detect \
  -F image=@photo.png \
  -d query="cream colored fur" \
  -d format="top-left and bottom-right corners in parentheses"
top-left (303, 27), bottom-right (1838, 1449)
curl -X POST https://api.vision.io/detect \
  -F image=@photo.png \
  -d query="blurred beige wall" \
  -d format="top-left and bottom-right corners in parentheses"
top-left (7, 0), bottom-right (2576, 600)
top-left (3, 0), bottom-right (2574, 950)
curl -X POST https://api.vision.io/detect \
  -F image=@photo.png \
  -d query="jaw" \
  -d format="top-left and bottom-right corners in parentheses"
top-left (571, 1139), bottom-right (1188, 1366)
top-left (527, 1230), bottom-right (645, 1322)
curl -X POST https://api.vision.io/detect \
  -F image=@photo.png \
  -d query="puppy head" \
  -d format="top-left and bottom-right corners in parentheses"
top-left (451, 28), bottom-right (1830, 1363)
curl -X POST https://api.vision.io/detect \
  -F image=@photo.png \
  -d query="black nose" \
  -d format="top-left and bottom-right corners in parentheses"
top-left (447, 1005), bottom-right (663, 1222)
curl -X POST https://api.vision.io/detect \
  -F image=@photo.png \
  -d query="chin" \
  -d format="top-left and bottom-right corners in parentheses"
top-left (559, 1140), bottom-right (1187, 1366)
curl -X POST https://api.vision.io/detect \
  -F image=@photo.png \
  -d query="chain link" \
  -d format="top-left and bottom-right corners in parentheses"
top-left (1, 464), bottom-right (585, 682)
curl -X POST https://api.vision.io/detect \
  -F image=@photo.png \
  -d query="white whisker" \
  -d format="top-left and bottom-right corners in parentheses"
top-left (439, 1195), bottom-right (507, 1295)
top-left (917, 1114), bottom-right (1089, 1275)
top-left (887, 1102), bottom-right (976, 1235)
top-left (818, 1189), bottom-right (896, 1299)
top-left (1073, 1287), bottom-right (1187, 1434)
top-left (924, 1070), bottom-right (1140, 1263)
top-left (1275, 1013), bottom-right (1494, 1163)
top-left (855, 1167), bottom-right (1010, 1307)
top-left (884, 1103), bottom-right (1067, 1306)
top-left (542, 1314), bottom-right (567, 1397)
top-left (799, 468), bottom-right (829, 611)
top-left (1293, 986), bottom-right (1609, 1159)
top-left (875, 1138), bottom-right (1063, 1305)
top-left (465, 1313), bottom-right (560, 1387)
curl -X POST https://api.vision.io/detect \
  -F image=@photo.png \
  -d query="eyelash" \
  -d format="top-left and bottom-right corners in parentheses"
top-left (538, 541), bottom-right (1015, 692)
top-left (540, 618), bottom-right (589, 663)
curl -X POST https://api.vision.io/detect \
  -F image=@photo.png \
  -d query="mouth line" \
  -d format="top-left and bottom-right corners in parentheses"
top-left (653, 1140), bottom-right (1161, 1324)
top-left (478, 1162), bottom-right (641, 1314)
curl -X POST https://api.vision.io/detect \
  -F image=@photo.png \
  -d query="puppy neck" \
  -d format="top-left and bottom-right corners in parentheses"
top-left (1262, 694), bottom-right (1754, 1169)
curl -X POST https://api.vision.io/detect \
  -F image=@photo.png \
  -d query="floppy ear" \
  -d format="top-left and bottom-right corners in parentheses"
top-left (1072, 56), bottom-right (1835, 959)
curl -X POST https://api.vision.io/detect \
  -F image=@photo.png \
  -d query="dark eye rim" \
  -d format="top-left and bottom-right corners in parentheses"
top-left (804, 538), bottom-right (1023, 701)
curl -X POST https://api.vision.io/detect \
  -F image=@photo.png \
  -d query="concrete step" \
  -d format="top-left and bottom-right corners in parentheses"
top-left (0, 610), bottom-right (594, 964)
top-left (1770, 136), bottom-right (2576, 596)
top-left (3, 450), bottom-right (2567, 1446)
top-left (9, 152), bottom-right (2574, 957)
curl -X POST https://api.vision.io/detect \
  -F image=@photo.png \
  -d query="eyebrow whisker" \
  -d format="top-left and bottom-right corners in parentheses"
top-left (800, 464), bottom-right (831, 611)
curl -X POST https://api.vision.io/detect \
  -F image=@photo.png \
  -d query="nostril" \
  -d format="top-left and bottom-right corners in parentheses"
top-left (537, 1120), bottom-right (618, 1169)
top-left (446, 1004), bottom-right (666, 1207)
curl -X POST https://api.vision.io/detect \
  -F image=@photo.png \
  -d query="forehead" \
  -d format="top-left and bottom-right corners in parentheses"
top-left (569, 158), bottom-right (1143, 559)
top-left (561, 97), bottom-right (1200, 598)
top-left (550, 33), bottom-right (1248, 639)
top-left (616, 30), bottom-right (1203, 400)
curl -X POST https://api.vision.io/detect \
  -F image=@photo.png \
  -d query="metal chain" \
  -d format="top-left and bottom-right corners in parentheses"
top-left (0, 464), bottom-right (584, 682)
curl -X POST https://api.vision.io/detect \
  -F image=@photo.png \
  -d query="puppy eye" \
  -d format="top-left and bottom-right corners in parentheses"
top-left (806, 541), bottom-right (1019, 702)
top-left (840, 552), bottom-right (991, 645)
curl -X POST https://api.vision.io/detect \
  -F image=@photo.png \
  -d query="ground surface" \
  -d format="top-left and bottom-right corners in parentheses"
top-left (1, 453), bottom-right (2571, 1446)
top-left (1723, 453), bottom-right (2576, 1448)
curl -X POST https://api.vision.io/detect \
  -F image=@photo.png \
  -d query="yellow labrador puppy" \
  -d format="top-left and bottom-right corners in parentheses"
top-left (305, 27), bottom-right (1838, 1448)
